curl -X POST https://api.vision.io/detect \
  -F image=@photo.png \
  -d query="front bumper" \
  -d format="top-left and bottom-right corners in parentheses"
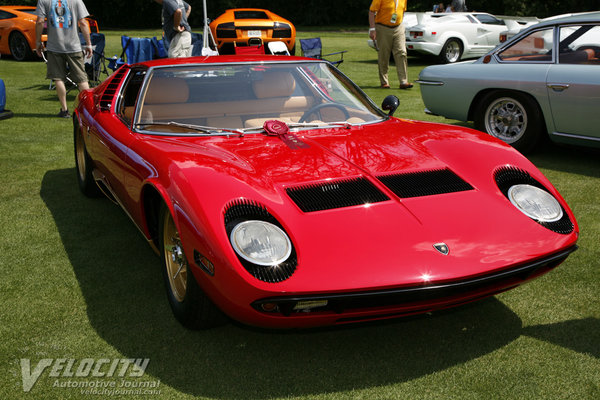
top-left (241, 246), bottom-right (576, 328)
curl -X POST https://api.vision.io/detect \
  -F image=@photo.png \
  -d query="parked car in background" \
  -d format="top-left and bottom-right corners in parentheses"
top-left (0, 5), bottom-right (46, 61)
top-left (417, 12), bottom-right (600, 153)
top-left (209, 8), bottom-right (296, 55)
top-left (0, 5), bottom-right (99, 61)
top-left (405, 12), bottom-right (535, 63)
top-left (73, 55), bottom-right (577, 329)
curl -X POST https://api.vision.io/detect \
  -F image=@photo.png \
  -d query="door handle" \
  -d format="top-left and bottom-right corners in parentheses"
top-left (547, 83), bottom-right (570, 92)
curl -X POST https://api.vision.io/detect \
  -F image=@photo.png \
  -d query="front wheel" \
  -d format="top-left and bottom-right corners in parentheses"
top-left (159, 203), bottom-right (225, 329)
top-left (74, 119), bottom-right (102, 197)
top-left (474, 91), bottom-right (543, 153)
top-left (439, 38), bottom-right (463, 64)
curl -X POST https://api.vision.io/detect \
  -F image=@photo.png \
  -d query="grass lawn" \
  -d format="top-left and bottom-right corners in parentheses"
top-left (1, 29), bottom-right (598, 400)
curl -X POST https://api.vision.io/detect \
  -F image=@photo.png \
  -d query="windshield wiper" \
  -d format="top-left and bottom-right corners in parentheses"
top-left (134, 121), bottom-right (251, 136)
top-left (286, 121), bottom-right (352, 130)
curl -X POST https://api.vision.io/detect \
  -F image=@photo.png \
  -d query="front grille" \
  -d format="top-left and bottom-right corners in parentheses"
top-left (252, 246), bottom-right (577, 316)
top-left (494, 166), bottom-right (574, 234)
top-left (377, 168), bottom-right (473, 198)
top-left (286, 177), bottom-right (389, 212)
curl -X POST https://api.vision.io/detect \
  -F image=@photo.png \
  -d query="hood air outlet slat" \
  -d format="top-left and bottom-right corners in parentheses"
top-left (377, 168), bottom-right (473, 198)
top-left (286, 177), bottom-right (389, 213)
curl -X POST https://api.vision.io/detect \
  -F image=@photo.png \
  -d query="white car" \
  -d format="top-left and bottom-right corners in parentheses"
top-left (405, 12), bottom-right (535, 63)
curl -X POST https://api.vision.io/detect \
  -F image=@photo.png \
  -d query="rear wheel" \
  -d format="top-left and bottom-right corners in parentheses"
top-left (9, 31), bottom-right (34, 61)
top-left (474, 90), bottom-right (543, 153)
top-left (159, 203), bottom-right (225, 329)
top-left (439, 38), bottom-right (463, 63)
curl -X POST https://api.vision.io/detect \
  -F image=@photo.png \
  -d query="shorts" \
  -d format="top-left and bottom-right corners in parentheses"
top-left (168, 31), bottom-right (192, 58)
top-left (46, 51), bottom-right (88, 84)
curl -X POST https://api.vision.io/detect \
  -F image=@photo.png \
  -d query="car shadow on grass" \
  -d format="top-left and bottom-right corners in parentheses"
top-left (40, 167), bottom-right (595, 399)
top-left (528, 141), bottom-right (600, 179)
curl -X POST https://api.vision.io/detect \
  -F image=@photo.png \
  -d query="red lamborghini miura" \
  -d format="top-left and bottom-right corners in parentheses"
top-left (73, 56), bottom-right (578, 329)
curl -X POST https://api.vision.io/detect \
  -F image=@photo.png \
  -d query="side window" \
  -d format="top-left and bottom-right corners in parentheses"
top-left (0, 11), bottom-right (17, 20)
top-left (558, 25), bottom-right (600, 64)
top-left (475, 14), bottom-right (503, 26)
top-left (116, 69), bottom-right (146, 125)
top-left (498, 27), bottom-right (554, 62)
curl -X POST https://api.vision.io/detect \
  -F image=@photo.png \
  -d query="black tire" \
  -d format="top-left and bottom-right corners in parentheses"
top-left (9, 31), bottom-right (34, 61)
top-left (74, 118), bottom-right (102, 197)
top-left (439, 38), bottom-right (463, 64)
top-left (474, 90), bottom-right (543, 154)
top-left (158, 203), bottom-right (225, 329)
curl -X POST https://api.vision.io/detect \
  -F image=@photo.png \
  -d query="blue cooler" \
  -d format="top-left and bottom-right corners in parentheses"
top-left (0, 78), bottom-right (14, 120)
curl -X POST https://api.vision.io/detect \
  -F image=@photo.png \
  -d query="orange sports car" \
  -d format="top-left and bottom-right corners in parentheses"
top-left (210, 8), bottom-right (296, 55)
top-left (0, 5), bottom-right (45, 61)
top-left (0, 5), bottom-right (99, 61)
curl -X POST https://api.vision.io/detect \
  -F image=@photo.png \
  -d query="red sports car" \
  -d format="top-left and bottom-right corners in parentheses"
top-left (73, 56), bottom-right (578, 329)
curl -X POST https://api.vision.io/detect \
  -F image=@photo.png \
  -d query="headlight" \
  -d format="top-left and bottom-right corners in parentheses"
top-left (230, 220), bottom-right (292, 266)
top-left (508, 184), bottom-right (563, 222)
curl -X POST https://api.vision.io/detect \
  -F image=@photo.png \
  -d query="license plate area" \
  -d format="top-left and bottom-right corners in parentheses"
top-left (247, 30), bottom-right (263, 38)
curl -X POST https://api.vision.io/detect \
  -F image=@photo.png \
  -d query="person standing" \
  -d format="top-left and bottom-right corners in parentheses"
top-left (450, 0), bottom-right (467, 12)
top-left (154, 0), bottom-right (192, 58)
top-left (35, 0), bottom-right (92, 118)
top-left (368, 0), bottom-right (412, 89)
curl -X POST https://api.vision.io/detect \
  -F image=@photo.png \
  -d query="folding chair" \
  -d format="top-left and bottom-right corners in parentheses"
top-left (233, 42), bottom-right (265, 55)
top-left (267, 41), bottom-right (290, 55)
top-left (81, 32), bottom-right (108, 87)
top-left (300, 38), bottom-right (347, 67)
top-left (120, 36), bottom-right (156, 64)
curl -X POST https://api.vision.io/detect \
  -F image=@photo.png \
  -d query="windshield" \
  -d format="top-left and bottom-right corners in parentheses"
top-left (134, 61), bottom-right (385, 135)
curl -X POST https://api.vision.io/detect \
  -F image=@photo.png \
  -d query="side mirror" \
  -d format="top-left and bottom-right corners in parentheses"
top-left (382, 95), bottom-right (399, 116)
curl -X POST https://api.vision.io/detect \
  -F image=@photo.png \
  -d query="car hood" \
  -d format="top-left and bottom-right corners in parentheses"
top-left (140, 118), bottom-right (577, 293)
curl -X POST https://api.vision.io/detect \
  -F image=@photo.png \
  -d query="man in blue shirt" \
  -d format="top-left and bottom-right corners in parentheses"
top-left (35, 0), bottom-right (93, 118)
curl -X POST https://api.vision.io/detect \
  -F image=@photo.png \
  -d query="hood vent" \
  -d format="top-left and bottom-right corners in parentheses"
top-left (286, 177), bottom-right (390, 213)
top-left (377, 168), bottom-right (473, 198)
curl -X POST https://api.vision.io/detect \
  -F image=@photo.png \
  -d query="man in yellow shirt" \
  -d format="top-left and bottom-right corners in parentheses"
top-left (368, 0), bottom-right (413, 89)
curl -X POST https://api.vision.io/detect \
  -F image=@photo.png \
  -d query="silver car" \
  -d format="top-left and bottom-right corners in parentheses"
top-left (417, 12), bottom-right (600, 152)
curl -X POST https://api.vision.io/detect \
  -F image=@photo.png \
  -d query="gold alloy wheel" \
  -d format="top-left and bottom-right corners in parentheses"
top-left (162, 211), bottom-right (188, 303)
top-left (75, 130), bottom-right (87, 183)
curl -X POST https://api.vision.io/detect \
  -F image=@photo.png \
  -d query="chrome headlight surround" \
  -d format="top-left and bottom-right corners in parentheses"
top-left (507, 184), bottom-right (563, 223)
top-left (494, 166), bottom-right (574, 234)
top-left (224, 200), bottom-right (298, 283)
top-left (230, 220), bottom-right (292, 266)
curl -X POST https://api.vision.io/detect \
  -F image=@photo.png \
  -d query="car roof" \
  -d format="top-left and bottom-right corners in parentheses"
top-left (533, 11), bottom-right (600, 28)
top-left (133, 55), bottom-right (322, 68)
top-left (0, 6), bottom-right (36, 11)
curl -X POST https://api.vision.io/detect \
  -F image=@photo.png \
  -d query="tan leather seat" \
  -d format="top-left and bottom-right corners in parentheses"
top-left (144, 77), bottom-right (190, 104)
top-left (252, 71), bottom-right (296, 99)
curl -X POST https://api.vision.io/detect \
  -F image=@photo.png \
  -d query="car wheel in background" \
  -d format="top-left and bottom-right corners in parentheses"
top-left (9, 31), bottom-right (33, 61)
top-left (74, 119), bottom-right (102, 197)
top-left (439, 38), bottom-right (463, 63)
top-left (159, 203), bottom-right (225, 329)
top-left (475, 90), bottom-right (543, 153)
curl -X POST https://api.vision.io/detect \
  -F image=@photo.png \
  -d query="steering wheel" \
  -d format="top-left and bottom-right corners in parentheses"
top-left (299, 103), bottom-right (350, 123)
